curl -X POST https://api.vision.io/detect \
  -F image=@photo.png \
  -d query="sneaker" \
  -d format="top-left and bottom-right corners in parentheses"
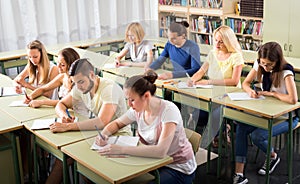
top-left (258, 155), bottom-right (280, 175)
top-left (233, 174), bottom-right (248, 184)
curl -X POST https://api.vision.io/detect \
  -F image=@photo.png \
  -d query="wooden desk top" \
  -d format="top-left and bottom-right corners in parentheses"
top-left (0, 110), bottom-right (22, 134)
top-left (0, 95), bottom-right (56, 122)
top-left (23, 114), bottom-right (97, 149)
top-left (61, 137), bottom-right (173, 184)
top-left (0, 74), bottom-right (14, 87)
top-left (213, 95), bottom-right (300, 119)
top-left (0, 49), bottom-right (27, 61)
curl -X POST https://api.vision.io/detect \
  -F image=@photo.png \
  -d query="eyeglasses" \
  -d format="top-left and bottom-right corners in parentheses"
top-left (258, 60), bottom-right (276, 69)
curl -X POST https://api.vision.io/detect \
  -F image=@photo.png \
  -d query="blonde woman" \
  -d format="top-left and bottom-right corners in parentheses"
top-left (14, 40), bottom-right (59, 99)
top-left (115, 22), bottom-right (153, 69)
top-left (190, 25), bottom-right (244, 87)
top-left (189, 26), bottom-right (244, 146)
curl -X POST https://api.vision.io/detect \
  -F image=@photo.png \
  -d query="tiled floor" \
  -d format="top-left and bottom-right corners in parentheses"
top-left (193, 131), bottom-right (300, 184)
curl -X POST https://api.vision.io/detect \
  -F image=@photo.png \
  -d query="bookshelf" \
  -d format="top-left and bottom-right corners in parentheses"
top-left (158, 0), bottom-right (264, 51)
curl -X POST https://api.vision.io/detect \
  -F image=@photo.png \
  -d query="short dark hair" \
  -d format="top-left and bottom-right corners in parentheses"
top-left (69, 58), bottom-right (94, 77)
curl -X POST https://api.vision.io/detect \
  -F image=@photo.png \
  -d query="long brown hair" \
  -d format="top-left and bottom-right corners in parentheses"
top-left (27, 40), bottom-right (50, 85)
top-left (257, 42), bottom-right (288, 88)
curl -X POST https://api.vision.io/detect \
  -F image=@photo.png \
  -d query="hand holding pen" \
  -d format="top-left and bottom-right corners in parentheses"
top-left (62, 109), bottom-right (75, 123)
top-left (95, 125), bottom-right (108, 146)
top-left (23, 88), bottom-right (32, 104)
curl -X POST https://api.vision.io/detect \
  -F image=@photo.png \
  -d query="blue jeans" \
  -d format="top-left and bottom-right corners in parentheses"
top-left (149, 166), bottom-right (196, 184)
top-left (235, 116), bottom-right (299, 163)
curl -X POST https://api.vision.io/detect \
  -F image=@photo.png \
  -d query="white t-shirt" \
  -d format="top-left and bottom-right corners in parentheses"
top-left (124, 40), bottom-right (153, 62)
top-left (124, 99), bottom-right (197, 175)
top-left (71, 77), bottom-right (130, 133)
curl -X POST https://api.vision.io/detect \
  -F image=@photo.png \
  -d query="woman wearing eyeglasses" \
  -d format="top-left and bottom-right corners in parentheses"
top-left (233, 42), bottom-right (299, 184)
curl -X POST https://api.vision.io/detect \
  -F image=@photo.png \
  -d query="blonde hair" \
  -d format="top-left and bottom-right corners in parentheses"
top-left (26, 40), bottom-right (50, 85)
top-left (213, 25), bottom-right (242, 53)
top-left (125, 22), bottom-right (145, 44)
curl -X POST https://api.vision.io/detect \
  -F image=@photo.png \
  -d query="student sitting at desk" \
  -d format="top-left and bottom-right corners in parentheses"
top-left (13, 40), bottom-right (59, 99)
top-left (233, 42), bottom-right (299, 184)
top-left (24, 47), bottom-right (89, 116)
top-left (188, 25), bottom-right (244, 142)
top-left (47, 58), bottom-right (131, 184)
top-left (115, 22), bottom-right (154, 69)
top-left (149, 21), bottom-right (201, 80)
top-left (96, 70), bottom-right (197, 184)
top-left (50, 58), bottom-right (130, 134)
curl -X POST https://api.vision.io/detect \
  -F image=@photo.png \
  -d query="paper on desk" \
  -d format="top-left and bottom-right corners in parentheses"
top-left (31, 117), bottom-right (79, 130)
top-left (177, 81), bottom-right (213, 89)
top-left (227, 92), bottom-right (265, 101)
top-left (9, 100), bottom-right (29, 107)
top-left (103, 63), bottom-right (129, 69)
top-left (0, 87), bottom-right (21, 97)
top-left (90, 136), bottom-right (139, 150)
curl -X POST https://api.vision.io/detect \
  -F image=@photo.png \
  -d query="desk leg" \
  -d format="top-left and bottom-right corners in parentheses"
top-left (265, 119), bottom-right (273, 184)
top-left (63, 153), bottom-right (69, 184)
top-left (10, 132), bottom-right (21, 184)
top-left (206, 102), bottom-right (212, 173)
top-left (33, 135), bottom-right (38, 183)
top-left (288, 112), bottom-right (293, 184)
top-left (217, 106), bottom-right (225, 178)
top-left (74, 161), bottom-right (78, 184)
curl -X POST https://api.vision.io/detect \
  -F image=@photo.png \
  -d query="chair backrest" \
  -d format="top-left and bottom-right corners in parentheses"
top-left (185, 128), bottom-right (201, 154)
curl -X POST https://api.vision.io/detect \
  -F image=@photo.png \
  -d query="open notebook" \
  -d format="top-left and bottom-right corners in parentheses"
top-left (90, 136), bottom-right (139, 150)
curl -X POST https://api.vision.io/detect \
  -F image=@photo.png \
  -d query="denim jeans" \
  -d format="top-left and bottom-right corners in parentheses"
top-left (235, 116), bottom-right (299, 163)
top-left (149, 166), bottom-right (196, 184)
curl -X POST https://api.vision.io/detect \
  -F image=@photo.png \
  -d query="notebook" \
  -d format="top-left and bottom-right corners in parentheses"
top-left (31, 117), bottom-right (79, 130)
top-left (90, 136), bottom-right (139, 150)
top-left (177, 81), bottom-right (213, 89)
top-left (227, 92), bottom-right (265, 101)
top-left (0, 87), bottom-right (21, 97)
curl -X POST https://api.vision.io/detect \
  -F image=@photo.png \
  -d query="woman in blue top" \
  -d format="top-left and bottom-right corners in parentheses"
top-left (149, 21), bottom-right (201, 80)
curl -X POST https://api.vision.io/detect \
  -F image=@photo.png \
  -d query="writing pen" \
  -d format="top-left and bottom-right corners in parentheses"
top-left (23, 88), bottom-right (30, 100)
top-left (253, 85), bottom-right (258, 95)
top-left (65, 109), bottom-right (72, 119)
top-left (95, 125), bottom-right (105, 140)
top-left (185, 72), bottom-right (192, 80)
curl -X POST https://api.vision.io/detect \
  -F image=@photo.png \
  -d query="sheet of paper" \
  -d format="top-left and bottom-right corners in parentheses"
top-left (9, 100), bottom-right (29, 107)
top-left (31, 117), bottom-right (79, 130)
top-left (177, 82), bottom-right (213, 89)
top-left (227, 92), bottom-right (265, 101)
top-left (90, 136), bottom-right (139, 150)
top-left (103, 63), bottom-right (129, 69)
top-left (0, 87), bottom-right (20, 97)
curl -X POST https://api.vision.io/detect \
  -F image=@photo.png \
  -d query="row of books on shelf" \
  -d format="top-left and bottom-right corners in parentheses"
top-left (238, 37), bottom-right (261, 51)
top-left (193, 34), bottom-right (213, 45)
top-left (190, 16), bottom-right (222, 34)
top-left (160, 16), bottom-right (187, 28)
top-left (159, 0), bottom-right (187, 6)
top-left (225, 18), bottom-right (263, 37)
top-left (192, 32), bottom-right (261, 51)
top-left (190, 0), bottom-right (223, 8)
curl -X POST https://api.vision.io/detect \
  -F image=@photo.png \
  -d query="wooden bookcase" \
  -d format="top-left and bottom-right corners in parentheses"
top-left (158, 0), bottom-right (264, 51)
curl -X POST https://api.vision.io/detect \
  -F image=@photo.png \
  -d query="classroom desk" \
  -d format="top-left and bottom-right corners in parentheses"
top-left (0, 110), bottom-right (23, 184)
top-left (163, 83), bottom-right (240, 174)
top-left (0, 49), bottom-right (27, 61)
top-left (23, 114), bottom-right (98, 184)
top-left (0, 73), bottom-right (14, 86)
top-left (213, 95), bottom-right (300, 184)
top-left (0, 94), bottom-right (56, 123)
top-left (61, 137), bottom-right (173, 184)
